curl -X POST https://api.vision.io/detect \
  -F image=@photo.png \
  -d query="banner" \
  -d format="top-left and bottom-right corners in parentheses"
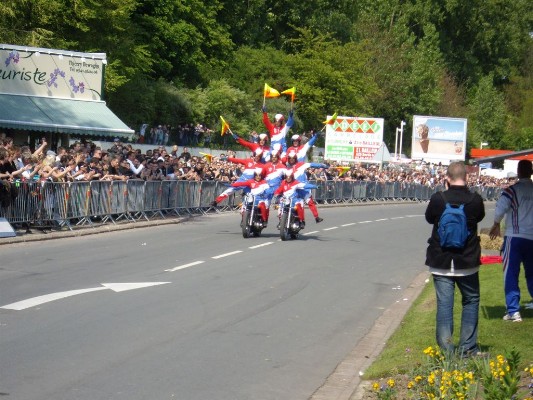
top-left (0, 44), bottom-right (105, 101)
top-left (324, 115), bottom-right (384, 162)
top-left (411, 116), bottom-right (467, 162)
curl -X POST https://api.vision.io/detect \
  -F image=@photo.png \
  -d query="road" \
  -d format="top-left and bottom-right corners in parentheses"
top-left (0, 203), bottom-right (431, 400)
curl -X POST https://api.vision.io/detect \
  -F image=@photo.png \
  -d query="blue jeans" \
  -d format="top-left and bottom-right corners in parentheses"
top-left (433, 272), bottom-right (480, 355)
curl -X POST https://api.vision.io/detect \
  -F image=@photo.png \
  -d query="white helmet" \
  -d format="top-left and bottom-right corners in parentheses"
top-left (291, 134), bottom-right (301, 142)
top-left (271, 143), bottom-right (282, 157)
top-left (287, 150), bottom-right (297, 159)
top-left (274, 113), bottom-right (284, 122)
top-left (254, 148), bottom-right (263, 156)
top-left (284, 169), bottom-right (294, 178)
top-left (259, 133), bottom-right (268, 141)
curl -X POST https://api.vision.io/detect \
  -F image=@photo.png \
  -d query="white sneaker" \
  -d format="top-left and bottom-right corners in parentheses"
top-left (503, 311), bottom-right (522, 322)
top-left (524, 302), bottom-right (533, 310)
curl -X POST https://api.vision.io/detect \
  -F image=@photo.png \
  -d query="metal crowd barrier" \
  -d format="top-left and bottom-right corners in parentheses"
top-left (0, 180), bottom-right (502, 231)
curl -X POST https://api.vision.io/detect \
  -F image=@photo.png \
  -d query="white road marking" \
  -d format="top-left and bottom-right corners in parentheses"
top-left (212, 250), bottom-right (243, 259)
top-left (101, 282), bottom-right (170, 292)
top-left (323, 227), bottom-right (338, 231)
top-left (359, 220), bottom-right (372, 224)
top-left (249, 242), bottom-right (274, 249)
top-left (1, 287), bottom-right (107, 311)
top-left (1, 282), bottom-right (171, 311)
top-left (391, 217), bottom-right (405, 220)
top-left (341, 223), bottom-right (356, 227)
top-left (375, 218), bottom-right (388, 222)
top-left (165, 261), bottom-right (204, 272)
top-left (303, 230), bottom-right (319, 235)
top-left (406, 214), bottom-right (424, 217)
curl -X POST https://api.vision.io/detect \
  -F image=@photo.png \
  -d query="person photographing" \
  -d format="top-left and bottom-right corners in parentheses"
top-left (424, 161), bottom-right (485, 356)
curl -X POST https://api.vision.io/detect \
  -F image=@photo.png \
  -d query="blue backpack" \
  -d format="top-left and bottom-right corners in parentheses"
top-left (437, 192), bottom-right (472, 249)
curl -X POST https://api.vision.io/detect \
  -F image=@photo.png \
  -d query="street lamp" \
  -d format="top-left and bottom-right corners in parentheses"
top-left (480, 142), bottom-right (489, 149)
top-left (394, 121), bottom-right (406, 159)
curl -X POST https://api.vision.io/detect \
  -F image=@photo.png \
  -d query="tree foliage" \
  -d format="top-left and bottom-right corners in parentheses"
top-left (0, 0), bottom-right (531, 152)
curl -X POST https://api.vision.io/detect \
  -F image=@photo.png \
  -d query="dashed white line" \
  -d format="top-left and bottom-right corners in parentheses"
top-left (249, 242), bottom-right (274, 249)
top-left (391, 217), bottom-right (405, 220)
top-left (323, 227), bottom-right (338, 231)
top-left (359, 220), bottom-right (372, 224)
top-left (303, 230), bottom-right (319, 235)
top-left (165, 261), bottom-right (205, 272)
top-left (212, 250), bottom-right (243, 259)
top-left (341, 223), bottom-right (356, 227)
top-left (375, 218), bottom-right (388, 222)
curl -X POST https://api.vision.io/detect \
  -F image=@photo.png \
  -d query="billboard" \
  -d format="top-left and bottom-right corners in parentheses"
top-left (412, 115), bottom-right (467, 162)
top-left (324, 115), bottom-right (384, 162)
top-left (0, 44), bottom-right (105, 101)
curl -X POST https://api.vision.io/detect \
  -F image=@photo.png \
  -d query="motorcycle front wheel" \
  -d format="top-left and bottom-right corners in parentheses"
top-left (279, 212), bottom-right (290, 241)
top-left (242, 210), bottom-right (251, 238)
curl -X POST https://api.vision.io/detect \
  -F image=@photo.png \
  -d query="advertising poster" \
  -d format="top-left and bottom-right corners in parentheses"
top-left (0, 44), bottom-right (105, 101)
top-left (412, 115), bottom-right (467, 162)
top-left (324, 115), bottom-right (384, 162)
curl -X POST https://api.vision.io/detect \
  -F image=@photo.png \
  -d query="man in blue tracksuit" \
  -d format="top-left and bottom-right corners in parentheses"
top-left (490, 160), bottom-right (533, 322)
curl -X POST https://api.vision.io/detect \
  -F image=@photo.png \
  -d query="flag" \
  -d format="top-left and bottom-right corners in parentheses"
top-left (281, 87), bottom-right (296, 102)
top-left (264, 83), bottom-right (280, 98)
top-left (323, 112), bottom-right (338, 125)
top-left (220, 116), bottom-right (230, 136)
top-left (335, 166), bottom-right (350, 177)
top-left (199, 152), bottom-right (214, 163)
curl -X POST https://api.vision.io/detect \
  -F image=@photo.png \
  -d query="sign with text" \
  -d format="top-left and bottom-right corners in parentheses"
top-left (411, 115), bottom-right (467, 162)
top-left (324, 115), bottom-right (384, 162)
top-left (0, 44), bottom-right (105, 100)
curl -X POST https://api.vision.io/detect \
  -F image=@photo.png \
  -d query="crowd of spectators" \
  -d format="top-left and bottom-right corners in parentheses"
top-left (0, 133), bottom-right (515, 189)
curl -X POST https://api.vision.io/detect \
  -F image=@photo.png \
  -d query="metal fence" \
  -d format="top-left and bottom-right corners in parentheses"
top-left (0, 180), bottom-right (501, 230)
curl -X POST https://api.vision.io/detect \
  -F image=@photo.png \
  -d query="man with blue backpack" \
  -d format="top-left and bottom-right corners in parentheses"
top-left (425, 161), bottom-right (485, 357)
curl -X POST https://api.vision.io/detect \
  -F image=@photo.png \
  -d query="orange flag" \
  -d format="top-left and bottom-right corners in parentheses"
top-left (199, 152), bottom-right (214, 163)
top-left (323, 112), bottom-right (338, 125)
top-left (220, 116), bottom-right (230, 136)
top-left (281, 87), bottom-right (296, 102)
top-left (264, 83), bottom-right (280, 98)
top-left (335, 166), bottom-right (350, 177)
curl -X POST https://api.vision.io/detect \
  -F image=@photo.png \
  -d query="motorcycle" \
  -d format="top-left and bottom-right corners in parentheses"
top-left (278, 196), bottom-right (304, 241)
top-left (241, 193), bottom-right (266, 238)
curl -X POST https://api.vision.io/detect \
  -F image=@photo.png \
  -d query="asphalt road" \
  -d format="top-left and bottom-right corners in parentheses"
top-left (1, 203), bottom-right (434, 400)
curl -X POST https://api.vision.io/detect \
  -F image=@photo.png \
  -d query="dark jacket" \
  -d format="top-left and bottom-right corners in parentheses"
top-left (425, 185), bottom-right (485, 270)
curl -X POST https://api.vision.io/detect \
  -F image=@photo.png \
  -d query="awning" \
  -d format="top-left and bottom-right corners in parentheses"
top-left (0, 93), bottom-right (134, 139)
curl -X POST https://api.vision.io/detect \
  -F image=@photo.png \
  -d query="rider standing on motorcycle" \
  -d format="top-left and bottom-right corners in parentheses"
top-left (230, 131), bottom-right (271, 162)
top-left (231, 168), bottom-right (271, 227)
top-left (285, 150), bottom-right (328, 223)
top-left (211, 148), bottom-right (265, 207)
top-left (262, 106), bottom-right (294, 158)
top-left (283, 131), bottom-right (319, 163)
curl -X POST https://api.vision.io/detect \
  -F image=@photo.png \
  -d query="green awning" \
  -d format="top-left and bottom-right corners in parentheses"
top-left (0, 94), bottom-right (134, 139)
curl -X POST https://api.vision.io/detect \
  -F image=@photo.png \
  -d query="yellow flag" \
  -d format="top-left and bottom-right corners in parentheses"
top-left (264, 83), bottom-right (280, 98)
top-left (323, 112), bottom-right (338, 125)
top-left (281, 87), bottom-right (296, 102)
top-left (335, 166), bottom-right (350, 177)
top-left (220, 116), bottom-right (230, 136)
top-left (199, 152), bottom-right (214, 163)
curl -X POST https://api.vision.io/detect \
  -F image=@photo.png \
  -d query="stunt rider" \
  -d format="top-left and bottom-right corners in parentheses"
top-left (211, 148), bottom-right (265, 207)
top-left (285, 150), bottom-right (328, 223)
top-left (273, 170), bottom-right (317, 229)
top-left (231, 168), bottom-right (271, 227)
top-left (230, 131), bottom-right (271, 162)
top-left (262, 106), bottom-right (294, 158)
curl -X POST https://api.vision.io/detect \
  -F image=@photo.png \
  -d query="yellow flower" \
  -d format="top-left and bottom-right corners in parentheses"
top-left (372, 382), bottom-right (380, 391)
top-left (387, 378), bottom-right (395, 388)
top-left (407, 381), bottom-right (415, 389)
